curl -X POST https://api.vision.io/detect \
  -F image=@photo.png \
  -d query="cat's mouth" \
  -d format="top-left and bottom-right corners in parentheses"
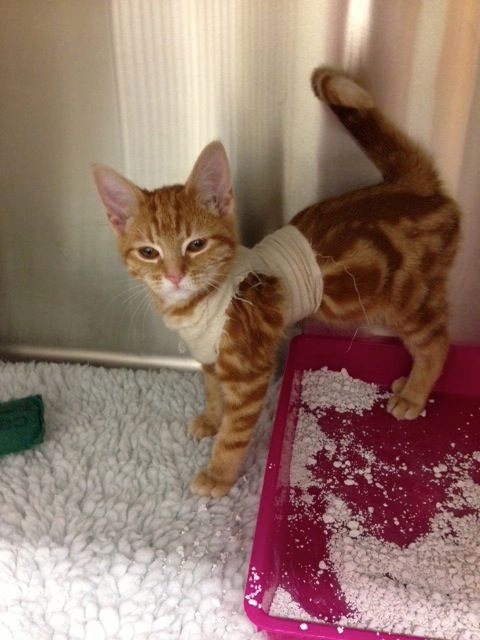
top-left (163, 286), bottom-right (197, 302)
top-left (146, 270), bottom-right (225, 307)
top-left (148, 277), bottom-right (201, 305)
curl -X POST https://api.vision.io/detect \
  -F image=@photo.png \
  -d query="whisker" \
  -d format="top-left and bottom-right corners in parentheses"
top-left (139, 293), bottom-right (155, 344)
top-left (107, 283), bottom-right (148, 306)
top-left (345, 325), bottom-right (371, 353)
top-left (127, 288), bottom-right (151, 345)
top-left (101, 286), bottom-right (148, 322)
top-left (232, 292), bottom-right (254, 307)
top-left (317, 252), bottom-right (371, 326)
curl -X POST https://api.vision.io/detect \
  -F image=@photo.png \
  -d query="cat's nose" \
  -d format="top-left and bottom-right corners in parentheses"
top-left (165, 273), bottom-right (184, 288)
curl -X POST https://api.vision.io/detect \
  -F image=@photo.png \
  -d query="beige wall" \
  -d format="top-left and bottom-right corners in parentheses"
top-left (1, 0), bottom-right (479, 364)
top-left (0, 0), bottom-right (127, 352)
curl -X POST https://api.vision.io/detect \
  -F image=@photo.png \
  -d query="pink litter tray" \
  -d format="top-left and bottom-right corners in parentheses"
top-left (244, 334), bottom-right (480, 640)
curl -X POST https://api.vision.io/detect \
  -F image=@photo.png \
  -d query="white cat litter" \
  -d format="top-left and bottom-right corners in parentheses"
top-left (269, 587), bottom-right (317, 625)
top-left (270, 367), bottom-right (480, 640)
top-left (0, 361), bottom-right (272, 640)
top-left (300, 367), bottom-right (387, 415)
top-left (325, 477), bottom-right (480, 639)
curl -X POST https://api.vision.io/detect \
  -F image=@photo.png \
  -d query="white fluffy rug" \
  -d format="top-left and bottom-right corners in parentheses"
top-left (0, 361), bottom-right (274, 640)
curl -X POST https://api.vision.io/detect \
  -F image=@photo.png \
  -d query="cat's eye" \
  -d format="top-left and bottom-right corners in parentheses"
top-left (186, 238), bottom-right (207, 253)
top-left (138, 246), bottom-right (159, 260)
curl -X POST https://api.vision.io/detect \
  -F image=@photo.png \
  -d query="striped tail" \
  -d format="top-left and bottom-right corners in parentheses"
top-left (311, 67), bottom-right (441, 194)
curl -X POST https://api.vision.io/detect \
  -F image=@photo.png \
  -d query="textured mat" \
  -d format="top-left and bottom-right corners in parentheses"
top-left (0, 361), bottom-right (274, 640)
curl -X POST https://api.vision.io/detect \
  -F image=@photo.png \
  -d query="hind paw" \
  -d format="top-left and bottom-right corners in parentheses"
top-left (391, 376), bottom-right (408, 394)
top-left (387, 392), bottom-right (425, 421)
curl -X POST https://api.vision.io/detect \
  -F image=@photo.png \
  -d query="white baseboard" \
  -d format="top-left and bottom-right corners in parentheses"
top-left (0, 344), bottom-right (200, 372)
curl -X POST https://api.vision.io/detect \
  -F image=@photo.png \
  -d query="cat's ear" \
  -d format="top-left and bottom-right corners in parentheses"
top-left (185, 141), bottom-right (234, 217)
top-left (92, 164), bottom-right (144, 234)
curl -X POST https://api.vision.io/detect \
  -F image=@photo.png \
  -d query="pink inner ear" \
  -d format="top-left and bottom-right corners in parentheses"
top-left (92, 164), bottom-right (141, 233)
top-left (186, 142), bottom-right (234, 217)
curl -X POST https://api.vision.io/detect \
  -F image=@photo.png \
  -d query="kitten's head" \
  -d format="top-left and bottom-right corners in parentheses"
top-left (92, 142), bottom-right (238, 310)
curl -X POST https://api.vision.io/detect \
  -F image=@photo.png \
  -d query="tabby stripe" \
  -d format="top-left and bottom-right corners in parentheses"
top-left (217, 353), bottom-right (271, 375)
top-left (218, 369), bottom-right (269, 383)
top-left (166, 291), bottom-right (210, 318)
top-left (415, 326), bottom-right (447, 349)
top-left (225, 385), bottom-right (269, 407)
top-left (404, 316), bottom-right (447, 342)
top-left (219, 439), bottom-right (251, 451)
top-left (227, 421), bottom-right (258, 434)
top-left (223, 392), bottom-right (267, 412)
top-left (400, 316), bottom-right (444, 342)
top-left (326, 289), bottom-right (378, 311)
top-left (211, 234), bottom-right (236, 249)
top-left (397, 275), bottom-right (416, 310)
top-left (173, 193), bottom-right (184, 234)
top-left (223, 394), bottom-right (266, 419)
top-left (359, 230), bottom-right (403, 273)
top-left (323, 267), bottom-right (383, 303)
top-left (227, 405), bottom-right (264, 423)
top-left (321, 297), bottom-right (368, 320)
top-left (150, 202), bottom-right (162, 237)
top-left (218, 361), bottom-right (272, 381)
top-left (258, 309), bottom-right (284, 329)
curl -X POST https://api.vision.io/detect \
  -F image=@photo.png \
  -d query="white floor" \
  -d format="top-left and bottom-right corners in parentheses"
top-left (0, 361), bottom-right (274, 640)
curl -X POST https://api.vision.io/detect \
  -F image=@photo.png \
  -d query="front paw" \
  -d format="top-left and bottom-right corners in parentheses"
top-left (190, 468), bottom-right (233, 498)
top-left (188, 414), bottom-right (218, 439)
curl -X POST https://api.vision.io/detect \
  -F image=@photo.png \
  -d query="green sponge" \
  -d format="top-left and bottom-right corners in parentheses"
top-left (0, 395), bottom-right (45, 457)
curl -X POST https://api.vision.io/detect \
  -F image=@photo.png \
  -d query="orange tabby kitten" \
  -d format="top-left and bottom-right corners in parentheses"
top-left (93, 68), bottom-right (460, 497)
